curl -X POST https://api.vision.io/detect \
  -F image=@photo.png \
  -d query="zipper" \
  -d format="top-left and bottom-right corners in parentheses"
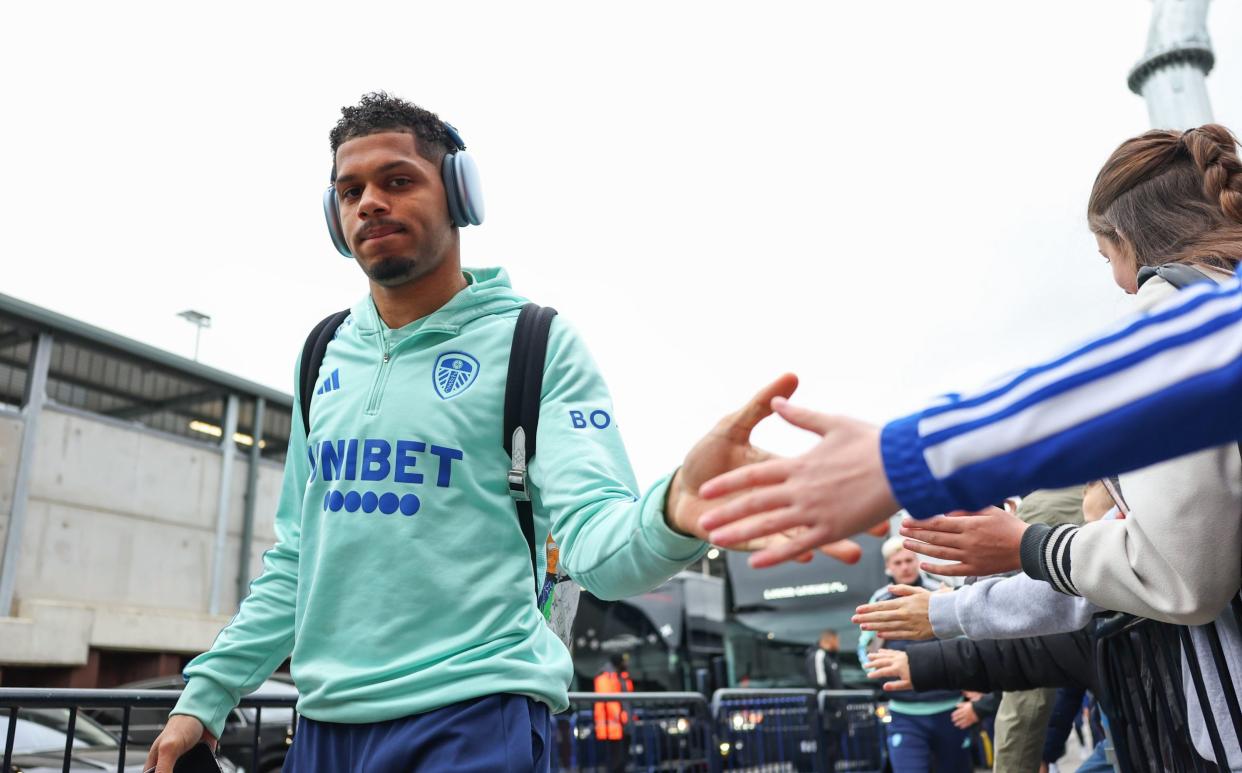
top-left (363, 322), bottom-right (459, 416)
top-left (364, 328), bottom-right (392, 415)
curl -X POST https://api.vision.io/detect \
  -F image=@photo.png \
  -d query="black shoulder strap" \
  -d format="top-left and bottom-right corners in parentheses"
top-left (1135, 263), bottom-right (1212, 290)
top-left (298, 310), bottom-right (351, 436)
top-left (503, 303), bottom-right (559, 594)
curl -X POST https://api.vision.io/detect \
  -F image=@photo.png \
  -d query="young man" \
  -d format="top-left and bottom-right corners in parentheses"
top-left (145, 93), bottom-right (800, 772)
top-left (860, 539), bottom-right (969, 773)
top-left (805, 628), bottom-right (843, 690)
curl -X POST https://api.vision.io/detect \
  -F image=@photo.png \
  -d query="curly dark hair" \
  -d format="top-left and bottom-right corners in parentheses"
top-left (329, 91), bottom-right (457, 167)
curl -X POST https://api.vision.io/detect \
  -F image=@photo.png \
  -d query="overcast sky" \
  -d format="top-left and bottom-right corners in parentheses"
top-left (3, 1), bottom-right (1240, 486)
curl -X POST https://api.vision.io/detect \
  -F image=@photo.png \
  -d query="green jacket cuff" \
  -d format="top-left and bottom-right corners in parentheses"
top-left (641, 473), bottom-right (709, 562)
top-left (171, 676), bottom-right (236, 740)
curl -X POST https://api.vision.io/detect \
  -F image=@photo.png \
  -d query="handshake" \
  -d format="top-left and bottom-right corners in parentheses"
top-left (662, 372), bottom-right (896, 567)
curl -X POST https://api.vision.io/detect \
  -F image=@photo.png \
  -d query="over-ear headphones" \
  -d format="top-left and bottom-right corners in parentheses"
top-left (322, 121), bottom-right (485, 258)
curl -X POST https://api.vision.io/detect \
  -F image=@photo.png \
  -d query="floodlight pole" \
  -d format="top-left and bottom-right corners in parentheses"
top-left (1129, 0), bottom-right (1214, 129)
top-left (177, 310), bottom-right (212, 362)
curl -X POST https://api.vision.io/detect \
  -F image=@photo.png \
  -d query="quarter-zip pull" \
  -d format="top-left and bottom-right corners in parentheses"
top-left (383, 350), bottom-right (390, 363)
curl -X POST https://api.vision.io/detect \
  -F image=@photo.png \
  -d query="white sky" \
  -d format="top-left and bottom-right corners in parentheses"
top-left (3, 1), bottom-right (1240, 486)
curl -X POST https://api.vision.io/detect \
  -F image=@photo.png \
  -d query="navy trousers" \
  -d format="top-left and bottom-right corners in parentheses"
top-left (886, 710), bottom-right (973, 773)
top-left (282, 693), bottom-right (552, 773)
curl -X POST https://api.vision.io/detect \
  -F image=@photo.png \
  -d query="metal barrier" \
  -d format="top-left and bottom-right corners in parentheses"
top-left (552, 692), bottom-right (715, 773)
top-left (712, 689), bottom-right (822, 773)
top-left (816, 691), bottom-right (885, 773)
top-left (1, 687), bottom-right (885, 773)
top-left (1095, 599), bottom-right (1242, 773)
top-left (0, 687), bottom-right (297, 773)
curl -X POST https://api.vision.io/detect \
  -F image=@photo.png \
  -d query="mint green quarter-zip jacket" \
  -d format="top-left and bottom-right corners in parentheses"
top-left (173, 268), bottom-right (708, 737)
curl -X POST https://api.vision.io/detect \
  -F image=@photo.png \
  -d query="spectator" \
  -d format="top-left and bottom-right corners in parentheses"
top-left (805, 629), bottom-right (844, 690)
top-left (860, 538), bottom-right (970, 773)
top-left (987, 489), bottom-right (1084, 773)
top-left (859, 480), bottom-right (1241, 767)
top-left (594, 653), bottom-right (633, 773)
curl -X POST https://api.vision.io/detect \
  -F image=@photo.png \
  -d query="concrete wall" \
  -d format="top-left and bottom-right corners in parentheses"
top-left (0, 412), bottom-right (22, 562)
top-left (0, 406), bottom-right (286, 665)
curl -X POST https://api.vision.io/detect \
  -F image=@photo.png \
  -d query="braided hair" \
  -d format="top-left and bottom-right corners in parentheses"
top-left (1088, 124), bottom-right (1242, 272)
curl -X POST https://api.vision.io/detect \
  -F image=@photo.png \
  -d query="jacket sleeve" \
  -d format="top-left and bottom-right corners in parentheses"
top-left (531, 318), bottom-right (707, 600)
top-left (929, 573), bottom-right (1100, 640)
top-left (1042, 687), bottom-right (1088, 763)
top-left (881, 269), bottom-right (1242, 518)
top-left (906, 630), bottom-right (1094, 694)
top-left (1019, 446), bottom-right (1242, 625)
top-left (170, 362), bottom-right (308, 738)
top-left (1017, 280), bottom-right (1242, 626)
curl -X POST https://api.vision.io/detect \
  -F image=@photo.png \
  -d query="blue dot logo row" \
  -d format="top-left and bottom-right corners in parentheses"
top-left (323, 490), bottom-right (421, 516)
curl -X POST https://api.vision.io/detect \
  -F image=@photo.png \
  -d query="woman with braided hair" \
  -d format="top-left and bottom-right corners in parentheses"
top-left (860, 124), bottom-right (1242, 770)
top-left (1087, 124), bottom-right (1242, 293)
top-left (1015, 124), bottom-right (1242, 623)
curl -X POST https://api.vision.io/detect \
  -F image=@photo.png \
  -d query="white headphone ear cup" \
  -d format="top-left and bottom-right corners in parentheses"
top-left (454, 152), bottom-right (485, 226)
top-left (323, 186), bottom-right (353, 257)
top-left (442, 153), bottom-right (467, 227)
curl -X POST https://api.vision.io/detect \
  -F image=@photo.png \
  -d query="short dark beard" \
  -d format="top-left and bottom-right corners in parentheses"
top-left (363, 256), bottom-right (423, 287)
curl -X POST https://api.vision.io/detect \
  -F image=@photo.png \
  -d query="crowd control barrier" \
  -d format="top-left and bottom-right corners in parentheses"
top-left (816, 691), bottom-right (886, 773)
top-left (0, 687), bottom-right (296, 773)
top-left (712, 689), bottom-right (823, 772)
top-left (1095, 598), bottom-right (1242, 773)
top-left (1, 687), bottom-right (887, 773)
top-left (551, 691), bottom-right (715, 772)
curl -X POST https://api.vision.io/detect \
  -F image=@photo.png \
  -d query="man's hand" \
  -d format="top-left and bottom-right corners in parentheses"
top-left (665, 376), bottom-right (866, 565)
top-left (145, 715), bottom-right (217, 773)
top-left (899, 506), bottom-right (1028, 577)
top-left (863, 648), bottom-right (912, 691)
top-left (951, 701), bottom-right (980, 729)
top-left (851, 584), bottom-right (937, 640)
top-left (696, 398), bottom-right (900, 568)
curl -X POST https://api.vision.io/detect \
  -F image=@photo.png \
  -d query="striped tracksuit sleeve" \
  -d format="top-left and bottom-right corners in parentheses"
top-left (881, 270), bottom-right (1242, 519)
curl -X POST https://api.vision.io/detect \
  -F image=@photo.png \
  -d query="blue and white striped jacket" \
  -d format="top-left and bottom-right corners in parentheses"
top-left (882, 268), bottom-right (1242, 519)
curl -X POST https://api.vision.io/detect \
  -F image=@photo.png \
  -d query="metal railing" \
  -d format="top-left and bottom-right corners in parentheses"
top-left (816, 691), bottom-right (885, 773)
top-left (551, 692), bottom-right (714, 772)
top-left (712, 689), bottom-right (822, 772)
top-left (1, 687), bottom-right (886, 773)
top-left (0, 687), bottom-right (296, 773)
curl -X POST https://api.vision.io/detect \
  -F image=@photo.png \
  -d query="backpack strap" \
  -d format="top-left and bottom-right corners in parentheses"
top-left (503, 303), bottom-right (559, 595)
top-left (298, 310), bottom-right (351, 436)
top-left (1135, 263), bottom-right (1212, 290)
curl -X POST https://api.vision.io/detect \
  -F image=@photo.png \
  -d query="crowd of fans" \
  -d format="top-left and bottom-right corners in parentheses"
top-left (842, 124), bottom-right (1242, 772)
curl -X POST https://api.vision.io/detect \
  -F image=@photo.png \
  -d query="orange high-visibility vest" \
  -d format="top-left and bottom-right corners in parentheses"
top-left (593, 668), bottom-right (633, 741)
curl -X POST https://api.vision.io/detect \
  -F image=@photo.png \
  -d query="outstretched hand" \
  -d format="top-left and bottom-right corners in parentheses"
top-left (864, 648), bottom-right (912, 692)
top-left (696, 398), bottom-right (899, 568)
top-left (899, 506), bottom-right (1027, 577)
top-left (664, 376), bottom-right (866, 565)
top-left (851, 584), bottom-right (940, 641)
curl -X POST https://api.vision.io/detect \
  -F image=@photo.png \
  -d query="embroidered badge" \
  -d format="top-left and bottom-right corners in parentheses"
top-left (434, 351), bottom-right (480, 399)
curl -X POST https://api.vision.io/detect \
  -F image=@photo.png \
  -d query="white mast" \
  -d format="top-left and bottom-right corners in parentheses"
top-left (1128, 0), bottom-right (1215, 129)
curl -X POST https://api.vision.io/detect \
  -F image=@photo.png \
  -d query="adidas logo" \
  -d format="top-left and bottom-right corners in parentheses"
top-left (316, 369), bottom-right (341, 395)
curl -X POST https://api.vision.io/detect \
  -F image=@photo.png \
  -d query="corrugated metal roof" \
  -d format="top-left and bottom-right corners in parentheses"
top-left (0, 291), bottom-right (291, 408)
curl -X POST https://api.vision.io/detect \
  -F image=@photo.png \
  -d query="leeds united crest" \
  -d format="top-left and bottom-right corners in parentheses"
top-left (434, 351), bottom-right (480, 399)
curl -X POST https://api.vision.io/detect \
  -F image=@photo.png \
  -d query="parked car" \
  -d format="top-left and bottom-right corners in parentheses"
top-left (1, 706), bottom-right (239, 772)
top-left (86, 677), bottom-right (296, 773)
